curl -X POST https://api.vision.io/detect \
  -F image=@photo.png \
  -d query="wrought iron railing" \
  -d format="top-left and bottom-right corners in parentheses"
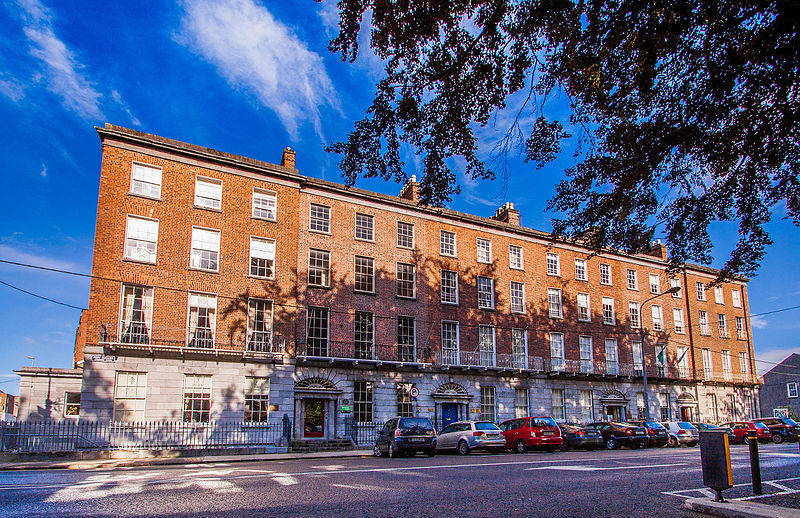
top-left (99, 323), bottom-right (284, 354)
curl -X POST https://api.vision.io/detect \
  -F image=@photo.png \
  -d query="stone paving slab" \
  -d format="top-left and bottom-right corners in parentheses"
top-left (686, 497), bottom-right (800, 518)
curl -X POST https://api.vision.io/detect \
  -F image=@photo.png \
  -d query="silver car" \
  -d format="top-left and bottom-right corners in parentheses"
top-left (662, 421), bottom-right (699, 447)
top-left (436, 420), bottom-right (506, 455)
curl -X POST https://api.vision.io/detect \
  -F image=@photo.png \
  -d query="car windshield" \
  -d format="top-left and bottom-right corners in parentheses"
top-left (475, 422), bottom-right (501, 431)
top-left (701, 424), bottom-right (720, 430)
top-left (677, 422), bottom-right (697, 430)
top-left (780, 418), bottom-right (799, 426)
top-left (399, 418), bottom-right (434, 431)
top-left (531, 417), bottom-right (558, 427)
top-left (754, 422), bottom-right (769, 429)
top-left (644, 422), bottom-right (665, 429)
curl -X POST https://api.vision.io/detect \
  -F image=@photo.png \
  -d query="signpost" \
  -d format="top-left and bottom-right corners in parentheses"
top-left (699, 430), bottom-right (733, 502)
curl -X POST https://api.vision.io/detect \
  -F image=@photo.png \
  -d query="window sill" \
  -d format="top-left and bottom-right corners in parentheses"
top-left (577, 319), bottom-right (592, 323)
top-left (252, 216), bottom-right (277, 223)
top-left (477, 260), bottom-right (493, 265)
top-left (547, 273), bottom-right (561, 277)
top-left (440, 253), bottom-right (457, 258)
top-left (396, 295), bottom-right (417, 301)
top-left (307, 284), bottom-right (332, 290)
top-left (511, 310), bottom-right (526, 315)
top-left (128, 192), bottom-right (161, 202)
top-left (309, 229), bottom-right (332, 236)
top-left (355, 237), bottom-right (375, 243)
top-left (600, 282), bottom-right (613, 287)
top-left (510, 266), bottom-right (524, 271)
top-left (354, 290), bottom-right (376, 296)
top-left (397, 245), bottom-right (415, 250)
top-left (194, 205), bottom-right (222, 213)
top-left (441, 301), bottom-right (459, 306)
top-left (575, 278), bottom-right (588, 282)
top-left (249, 275), bottom-right (275, 281)
top-left (188, 267), bottom-right (219, 274)
top-left (122, 257), bottom-right (157, 266)
top-left (603, 322), bottom-right (616, 326)
top-left (627, 287), bottom-right (639, 291)
top-left (478, 306), bottom-right (495, 311)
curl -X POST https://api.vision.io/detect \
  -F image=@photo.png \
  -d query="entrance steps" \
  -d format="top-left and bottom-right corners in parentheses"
top-left (290, 439), bottom-right (355, 453)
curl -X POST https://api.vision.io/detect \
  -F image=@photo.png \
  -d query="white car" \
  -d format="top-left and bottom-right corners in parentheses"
top-left (661, 421), bottom-right (699, 447)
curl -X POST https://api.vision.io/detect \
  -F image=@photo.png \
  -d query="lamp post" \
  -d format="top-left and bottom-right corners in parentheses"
top-left (639, 286), bottom-right (682, 420)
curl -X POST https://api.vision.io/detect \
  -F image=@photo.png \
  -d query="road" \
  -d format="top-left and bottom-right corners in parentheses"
top-left (0, 442), bottom-right (797, 517)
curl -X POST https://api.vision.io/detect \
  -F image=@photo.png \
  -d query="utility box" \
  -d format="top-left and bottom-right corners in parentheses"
top-left (699, 431), bottom-right (733, 500)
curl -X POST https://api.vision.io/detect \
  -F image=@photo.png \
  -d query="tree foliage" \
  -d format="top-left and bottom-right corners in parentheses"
top-left (325, 0), bottom-right (800, 278)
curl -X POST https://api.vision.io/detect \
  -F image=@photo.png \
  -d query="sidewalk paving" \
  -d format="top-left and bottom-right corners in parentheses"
top-left (0, 449), bottom-right (373, 471)
top-left (686, 497), bottom-right (800, 518)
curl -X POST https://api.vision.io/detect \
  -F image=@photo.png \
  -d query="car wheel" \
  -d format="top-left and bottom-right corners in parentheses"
top-left (388, 443), bottom-right (396, 458)
top-left (773, 434), bottom-right (784, 444)
top-left (515, 440), bottom-right (527, 454)
top-left (668, 436), bottom-right (678, 448)
top-left (638, 440), bottom-right (647, 449)
top-left (373, 444), bottom-right (382, 457)
top-left (427, 449), bottom-right (436, 457)
top-left (458, 440), bottom-right (470, 455)
top-left (605, 437), bottom-right (618, 450)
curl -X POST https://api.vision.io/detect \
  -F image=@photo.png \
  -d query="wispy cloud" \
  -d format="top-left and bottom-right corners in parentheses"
top-left (177, 0), bottom-right (339, 140)
top-left (39, 163), bottom-right (47, 178)
top-left (0, 77), bottom-right (26, 103)
top-left (16, 0), bottom-right (104, 120)
top-left (111, 90), bottom-right (141, 127)
top-left (755, 346), bottom-right (800, 375)
top-left (750, 315), bottom-right (768, 329)
top-left (0, 243), bottom-right (78, 272)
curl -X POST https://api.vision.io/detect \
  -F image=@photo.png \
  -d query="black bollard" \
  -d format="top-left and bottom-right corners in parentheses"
top-left (747, 430), bottom-right (762, 495)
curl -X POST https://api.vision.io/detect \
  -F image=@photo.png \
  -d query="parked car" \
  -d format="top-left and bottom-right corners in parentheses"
top-left (751, 417), bottom-right (800, 443)
top-left (718, 421), bottom-right (771, 444)
top-left (662, 421), bottom-right (699, 447)
top-left (499, 416), bottom-right (563, 453)
top-left (436, 421), bottom-right (506, 455)
top-left (373, 416), bottom-right (437, 458)
top-left (584, 421), bottom-right (648, 449)
top-left (627, 420), bottom-right (669, 447)
top-left (557, 424), bottom-right (604, 451)
top-left (692, 422), bottom-right (737, 443)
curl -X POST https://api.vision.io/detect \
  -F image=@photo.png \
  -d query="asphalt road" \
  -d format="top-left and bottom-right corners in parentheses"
top-left (0, 442), bottom-right (797, 517)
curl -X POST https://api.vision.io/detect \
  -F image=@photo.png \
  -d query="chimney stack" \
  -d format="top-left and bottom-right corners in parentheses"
top-left (399, 175), bottom-right (421, 203)
top-left (646, 239), bottom-right (668, 261)
top-left (281, 147), bottom-right (296, 169)
top-left (491, 202), bottom-right (520, 226)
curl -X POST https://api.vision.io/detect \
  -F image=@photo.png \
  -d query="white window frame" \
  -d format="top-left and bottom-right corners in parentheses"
top-left (512, 328), bottom-right (528, 369)
top-left (605, 339), bottom-right (619, 375)
top-left (252, 188), bottom-right (277, 221)
top-left (244, 376), bottom-right (270, 423)
top-left (186, 292), bottom-right (217, 348)
top-left (190, 226), bottom-right (221, 272)
top-left (714, 285), bottom-right (725, 304)
top-left (113, 371), bottom-right (147, 422)
top-left (476, 237), bottom-right (492, 264)
top-left (579, 336), bottom-right (593, 373)
top-left (118, 284), bottom-right (154, 345)
top-left (699, 310), bottom-right (710, 335)
top-left (354, 255), bottom-right (376, 293)
top-left (673, 308), bottom-right (685, 334)
top-left (731, 289), bottom-right (742, 308)
top-left (552, 388), bottom-right (565, 421)
top-left (441, 270), bottom-right (459, 305)
top-left (696, 281), bottom-right (707, 301)
top-left (509, 245), bottom-right (524, 270)
top-left (787, 382), bottom-right (798, 399)
top-left (129, 162), bottom-right (162, 199)
top-left (577, 292), bottom-right (591, 322)
top-left (440, 230), bottom-right (457, 257)
top-left (124, 215), bottom-right (159, 264)
top-left (721, 350), bottom-right (732, 379)
top-left (397, 221), bottom-right (414, 249)
top-left (702, 348), bottom-right (713, 379)
top-left (670, 278), bottom-right (682, 298)
top-left (739, 351), bottom-right (749, 376)
top-left (307, 248), bottom-right (331, 288)
top-left (510, 281), bottom-right (526, 314)
top-left (309, 203), bottom-right (331, 233)
top-left (736, 316), bottom-right (746, 339)
top-left (478, 325), bottom-right (496, 367)
top-left (599, 263), bottom-right (612, 285)
top-left (602, 296), bottom-right (615, 325)
top-left (194, 176), bottom-right (222, 211)
top-left (651, 304), bottom-right (663, 332)
top-left (183, 374), bottom-right (212, 423)
top-left (549, 332), bottom-right (564, 371)
top-left (441, 321), bottom-right (460, 365)
top-left (355, 213), bottom-right (375, 242)
top-left (546, 252), bottom-right (561, 276)
top-left (246, 298), bottom-right (274, 352)
top-left (649, 273), bottom-right (660, 294)
top-left (632, 340), bottom-right (643, 374)
top-left (515, 388), bottom-right (529, 419)
top-left (477, 276), bottom-right (495, 309)
top-left (575, 258), bottom-right (588, 281)
top-left (396, 263), bottom-right (417, 299)
top-left (628, 302), bottom-right (641, 329)
top-left (626, 269), bottom-right (638, 290)
top-left (547, 288), bottom-right (563, 319)
top-left (249, 236), bottom-right (276, 279)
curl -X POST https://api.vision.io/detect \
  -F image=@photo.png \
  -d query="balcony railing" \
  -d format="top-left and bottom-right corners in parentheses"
top-left (295, 341), bottom-right (421, 364)
top-left (695, 369), bottom-right (756, 384)
top-left (718, 327), bottom-right (730, 338)
top-left (99, 323), bottom-right (284, 355)
top-left (700, 324), bottom-right (711, 336)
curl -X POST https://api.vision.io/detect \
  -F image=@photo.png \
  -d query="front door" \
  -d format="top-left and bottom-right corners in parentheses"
top-left (607, 405), bottom-right (625, 421)
top-left (304, 399), bottom-right (325, 438)
top-left (680, 406), bottom-right (694, 421)
top-left (441, 403), bottom-right (459, 430)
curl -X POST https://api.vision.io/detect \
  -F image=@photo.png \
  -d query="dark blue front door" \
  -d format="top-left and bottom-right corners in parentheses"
top-left (442, 403), bottom-right (459, 429)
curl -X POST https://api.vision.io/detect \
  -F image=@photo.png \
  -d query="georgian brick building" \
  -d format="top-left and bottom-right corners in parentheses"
top-left (17, 124), bottom-right (760, 440)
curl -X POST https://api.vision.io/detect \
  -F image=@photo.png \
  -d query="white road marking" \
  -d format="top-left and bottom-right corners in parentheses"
top-left (330, 483), bottom-right (387, 491)
top-left (661, 476), bottom-right (800, 501)
top-left (526, 463), bottom-right (686, 472)
top-left (273, 475), bottom-right (298, 486)
top-left (764, 481), bottom-right (793, 491)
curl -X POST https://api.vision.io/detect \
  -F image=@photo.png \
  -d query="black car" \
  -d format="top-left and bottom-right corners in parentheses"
top-left (753, 417), bottom-right (800, 443)
top-left (692, 422), bottom-right (737, 443)
top-left (374, 416), bottom-right (437, 458)
top-left (584, 421), bottom-right (648, 450)
top-left (557, 424), bottom-right (604, 451)
top-left (628, 420), bottom-right (669, 447)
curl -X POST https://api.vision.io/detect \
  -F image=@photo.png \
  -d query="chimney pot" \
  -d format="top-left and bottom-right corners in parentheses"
top-left (491, 202), bottom-right (520, 226)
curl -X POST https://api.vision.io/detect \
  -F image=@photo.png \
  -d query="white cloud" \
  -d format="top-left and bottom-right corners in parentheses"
top-left (755, 346), bottom-right (800, 376)
top-left (111, 90), bottom-right (141, 127)
top-left (0, 243), bottom-right (78, 272)
top-left (0, 78), bottom-right (26, 102)
top-left (39, 163), bottom-right (47, 177)
top-left (750, 315), bottom-right (768, 329)
top-left (17, 0), bottom-right (104, 120)
top-left (177, 0), bottom-right (340, 140)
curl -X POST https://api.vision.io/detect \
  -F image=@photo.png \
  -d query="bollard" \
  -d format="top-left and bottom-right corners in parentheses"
top-left (699, 430), bottom-right (733, 502)
top-left (747, 429), bottom-right (762, 495)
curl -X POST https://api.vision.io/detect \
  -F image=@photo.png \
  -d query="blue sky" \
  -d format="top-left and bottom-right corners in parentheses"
top-left (0, 0), bottom-right (797, 394)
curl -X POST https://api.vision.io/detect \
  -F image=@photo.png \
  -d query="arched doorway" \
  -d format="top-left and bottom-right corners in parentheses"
top-left (431, 382), bottom-right (472, 430)
top-left (294, 377), bottom-right (342, 440)
top-left (677, 392), bottom-right (698, 422)
top-left (600, 389), bottom-right (630, 421)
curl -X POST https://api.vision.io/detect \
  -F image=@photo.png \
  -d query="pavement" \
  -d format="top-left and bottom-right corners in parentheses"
top-left (0, 448), bottom-right (373, 471)
top-left (686, 497), bottom-right (800, 518)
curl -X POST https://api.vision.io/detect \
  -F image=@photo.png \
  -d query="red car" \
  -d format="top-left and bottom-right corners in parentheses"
top-left (719, 421), bottom-right (772, 444)
top-left (499, 416), bottom-right (563, 453)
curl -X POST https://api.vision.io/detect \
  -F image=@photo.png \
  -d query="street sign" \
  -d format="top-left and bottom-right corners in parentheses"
top-left (409, 387), bottom-right (419, 398)
top-left (340, 405), bottom-right (351, 413)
